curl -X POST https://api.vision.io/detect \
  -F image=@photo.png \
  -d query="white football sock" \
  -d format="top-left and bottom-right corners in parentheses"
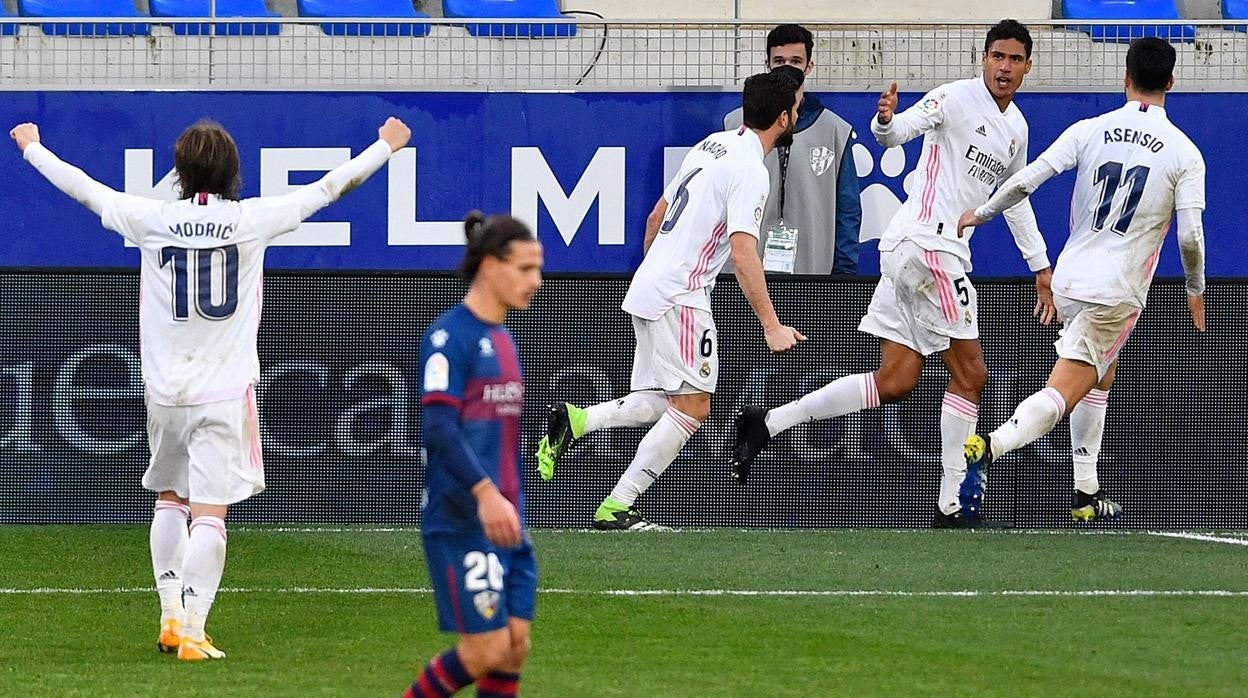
top-left (583, 391), bottom-right (668, 434)
top-left (938, 392), bottom-right (979, 515)
top-left (183, 516), bottom-right (228, 642)
top-left (150, 500), bottom-right (190, 622)
top-left (609, 407), bottom-right (700, 506)
top-left (765, 373), bottom-right (879, 437)
top-left (990, 387), bottom-right (1067, 459)
top-left (1070, 389), bottom-right (1109, 495)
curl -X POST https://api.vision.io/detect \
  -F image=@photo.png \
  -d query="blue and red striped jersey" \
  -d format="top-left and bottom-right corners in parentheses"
top-left (419, 304), bottom-right (525, 533)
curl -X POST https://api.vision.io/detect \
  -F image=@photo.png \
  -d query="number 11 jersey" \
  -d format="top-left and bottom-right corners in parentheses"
top-left (1037, 101), bottom-right (1205, 308)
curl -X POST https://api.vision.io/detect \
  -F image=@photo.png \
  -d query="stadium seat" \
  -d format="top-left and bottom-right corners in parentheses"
top-left (1, 5), bottom-right (18, 36)
top-left (17, 0), bottom-right (151, 36)
top-left (149, 0), bottom-right (280, 36)
top-left (1224, 0), bottom-right (1248, 31)
top-left (443, 0), bottom-right (576, 38)
top-left (1062, 0), bottom-right (1197, 42)
top-left (296, 0), bottom-right (430, 37)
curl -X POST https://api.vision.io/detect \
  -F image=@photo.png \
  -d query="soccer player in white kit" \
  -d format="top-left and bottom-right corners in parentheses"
top-left (960, 37), bottom-right (1206, 521)
top-left (733, 20), bottom-right (1054, 528)
top-left (534, 71), bottom-right (806, 530)
top-left (10, 116), bottom-right (411, 659)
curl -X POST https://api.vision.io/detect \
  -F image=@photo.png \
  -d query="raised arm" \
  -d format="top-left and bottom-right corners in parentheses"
top-left (286, 117), bottom-right (411, 222)
top-left (870, 83), bottom-right (947, 148)
top-left (13, 123), bottom-right (119, 217)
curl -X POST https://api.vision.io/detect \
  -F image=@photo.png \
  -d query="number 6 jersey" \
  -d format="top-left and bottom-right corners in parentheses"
top-left (22, 139), bottom-right (393, 406)
top-left (1036, 101), bottom-right (1205, 307)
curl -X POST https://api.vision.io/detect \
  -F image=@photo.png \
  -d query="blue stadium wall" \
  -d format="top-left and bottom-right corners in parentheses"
top-left (0, 92), bottom-right (1242, 528)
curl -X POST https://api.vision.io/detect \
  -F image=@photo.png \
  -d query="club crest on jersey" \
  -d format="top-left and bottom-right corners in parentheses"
top-left (431, 329), bottom-right (449, 348)
top-left (1008, 139), bottom-right (1019, 159)
top-left (964, 309), bottom-right (973, 327)
top-left (473, 590), bottom-right (500, 620)
top-left (809, 146), bottom-right (835, 176)
top-left (699, 361), bottom-right (711, 378)
top-left (754, 205), bottom-right (764, 226)
top-left (479, 338), bottom-right (495, 357)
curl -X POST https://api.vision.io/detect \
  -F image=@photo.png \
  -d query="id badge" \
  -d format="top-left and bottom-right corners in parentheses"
top-left (762, 222), bottom-right (798, 274)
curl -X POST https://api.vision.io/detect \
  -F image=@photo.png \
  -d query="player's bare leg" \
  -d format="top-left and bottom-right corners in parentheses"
top-left (934, 339), bottom-right (991, 526)
top-left (1068, 362), bottom-right (1122, 521)
top-left (732, 340), bottom-right (918, 483)
top-left (151, 490), bottom-right (190, 653)
top-left (178, 502), bottom-right (229, 661)
top-left (594, 391), bottom-right (706, 531)
top-left (536, 392), bottom-right (668, 480)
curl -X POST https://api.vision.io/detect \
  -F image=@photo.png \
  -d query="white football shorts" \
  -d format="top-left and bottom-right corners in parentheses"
top-left (629, 305), bottom-right (717, 395)
top-left (1053, 294), bottom-right (1142, 380)
top-left (859, 240), bottom-right (978, 355)
top-left (142, 386), bottom-right (266, 506)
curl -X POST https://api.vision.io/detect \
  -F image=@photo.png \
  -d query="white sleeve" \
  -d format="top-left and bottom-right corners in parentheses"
top-left (1174, 150), bottom-right (1206, 213)
top-left (1177, 207), bottom-right (1205, 296)
top-left (23, 142), bottom-right (159, 243)
top-left (1000, 197), bottom-right (1052, 272)
top-left (870, 86), bottom-right (948, 148)
top-left (245, 139), bottom-right (393, 240)
top-left (725, 164), bottom-right (769, 238)
top-left (1034, 120), bottom-right (1086, 176)
top-left (974, 160), bottom-right (1060, 223)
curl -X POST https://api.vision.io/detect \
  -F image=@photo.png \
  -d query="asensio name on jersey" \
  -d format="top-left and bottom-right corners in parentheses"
top-left (871, 77), bottom-right (1049, 273)
top-left (1032, 101), bottom-right (1205, 308)
top-left (621, 127), bottom-right (770, 320)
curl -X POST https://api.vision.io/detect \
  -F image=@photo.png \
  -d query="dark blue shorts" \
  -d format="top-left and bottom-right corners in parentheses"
top-left (423, 529), bottom-right (538, 634)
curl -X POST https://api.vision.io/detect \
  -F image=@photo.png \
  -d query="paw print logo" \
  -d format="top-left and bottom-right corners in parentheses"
top-left (852, 142), bottom-right (918, 242)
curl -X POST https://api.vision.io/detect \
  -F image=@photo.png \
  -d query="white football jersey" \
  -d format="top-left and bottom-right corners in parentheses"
top-left (104, 193), bottom-right (306, 406)
top-left (621, 127), bottom-right (770, 320)
top-left (871, 77), bottom-right (1048, 272)
top-left (1038, 101), bottom-right (1205, 307)
top-left (23, 139), bottom-right (393, 407)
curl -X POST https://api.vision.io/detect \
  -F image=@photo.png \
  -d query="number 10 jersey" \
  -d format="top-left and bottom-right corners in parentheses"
top-left (102, 192), bottom-right (310, 406)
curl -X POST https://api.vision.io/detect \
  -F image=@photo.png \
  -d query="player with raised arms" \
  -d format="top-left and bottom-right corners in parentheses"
top-left (10, 116), bottom-right (410, 659)
top-left (960, 37), bottom-right (1206, 521)
top-left (407, 212), bottom-right (543, 698)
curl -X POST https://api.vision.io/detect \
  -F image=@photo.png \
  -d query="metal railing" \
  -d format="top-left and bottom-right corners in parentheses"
top-left (0, 18), bottom-right (1244, 90)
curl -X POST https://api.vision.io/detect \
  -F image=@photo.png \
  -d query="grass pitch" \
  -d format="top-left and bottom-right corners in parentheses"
top-left (2, 527), bottom-right (1247, 697)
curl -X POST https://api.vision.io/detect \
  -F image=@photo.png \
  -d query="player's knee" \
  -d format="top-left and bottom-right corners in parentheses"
top-left (875, 370), bottom-right (920, 403)
top-left (507, 632), bottom-right (531, 667)
top-left (954, 360), bottom-right (988, 395)
top-left (459, 630), bottom-right (512, 674)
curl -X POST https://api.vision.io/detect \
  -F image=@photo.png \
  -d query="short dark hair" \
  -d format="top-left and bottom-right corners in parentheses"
top-left (1126, 37), bottom-right (1175, 93)
top-left (742, 71), bottom-right (800, 131)
top-left (766, 24), bottom-right (813, 63)
top-left (459, 210), bottom-right (537, 282)
top-left (174, 120), bottom-right (241, 201)
top-left (770, 64), bottom-right (806, 88)
top-left (984, 19), bottom-right (1032, 59)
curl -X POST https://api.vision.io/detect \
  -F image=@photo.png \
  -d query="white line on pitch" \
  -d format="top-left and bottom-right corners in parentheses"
top-left (4, 587), bottom-right (1248, 598)
top-left (1145, 531), bottom-right (1248, 547)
